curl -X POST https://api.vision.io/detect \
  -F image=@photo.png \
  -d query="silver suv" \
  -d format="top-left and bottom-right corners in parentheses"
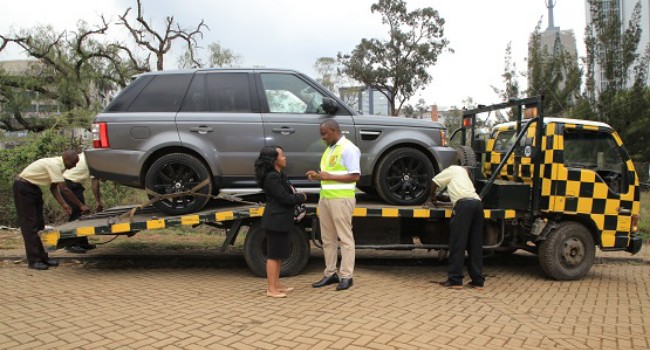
top-left (86, 68), bottom-right (456, 215)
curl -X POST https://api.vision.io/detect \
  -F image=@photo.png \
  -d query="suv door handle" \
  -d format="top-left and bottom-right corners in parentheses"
top-left (272, 127), bottom-right (295, 135)
top-left (190, 126), bottom-right (213, 134)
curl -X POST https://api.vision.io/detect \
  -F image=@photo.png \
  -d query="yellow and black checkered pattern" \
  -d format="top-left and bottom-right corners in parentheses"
top-left (40, 205), bottom-right (516, 249)
top-left (484, 120), bottom-right (640, 249)
top-left (484, 124), bottom-right (539, 184)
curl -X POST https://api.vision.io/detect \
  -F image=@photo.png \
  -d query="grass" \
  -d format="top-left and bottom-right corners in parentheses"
top-left (87, 226), bottom-right (248, 251)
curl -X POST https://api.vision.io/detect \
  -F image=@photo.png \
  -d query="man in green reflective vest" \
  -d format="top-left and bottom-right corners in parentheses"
top-left (307, 119), bottom-right (360, 291)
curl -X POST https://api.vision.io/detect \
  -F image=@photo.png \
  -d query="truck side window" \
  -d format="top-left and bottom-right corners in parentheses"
top-left (260, 73), bottom-right (326, 114)
top-left (493, 130), bottom-right (516, 152)
top-left (563, 129), bottom-right (627, 193)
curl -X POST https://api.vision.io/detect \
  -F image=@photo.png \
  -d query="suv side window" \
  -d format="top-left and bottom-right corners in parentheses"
top-left (260, 73), bottom-right (326, 114)
top-left (206, 73), bottom-right (252, 113)
top-left (128, 74), bottom-right (193, 112)
top-left (180, 74), bottom-right (206, 112)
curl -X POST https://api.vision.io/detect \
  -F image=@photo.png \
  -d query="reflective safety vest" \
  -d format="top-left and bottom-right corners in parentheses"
top-left (320, 138), bottom-right (357, 198)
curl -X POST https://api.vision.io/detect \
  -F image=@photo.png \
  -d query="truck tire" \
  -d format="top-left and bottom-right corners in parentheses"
top-left (145, 153), bottom-right (213, 215)
top-left (538, 221), bottom-right (595, 281)
top-left (375, 148), bottom-right (434, 205)
top-left (244, 223), bottom-right (310, 277)
top-left (455, 145), bottom-right (478, 166)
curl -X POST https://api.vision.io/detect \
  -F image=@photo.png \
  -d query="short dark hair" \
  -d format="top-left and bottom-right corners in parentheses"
top-left (320, 119), bottom-right (340, 132)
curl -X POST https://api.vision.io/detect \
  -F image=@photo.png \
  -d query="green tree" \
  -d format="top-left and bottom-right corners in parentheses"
top-left (585, 0), bottom-right (644, 98)
top-left (577, 0), bottom-right (650, 163)
top-left (178, 42), bottom-right (242, 69)
top-left (491, 42), bottom-right (521, 105)
top-left (313, 57), bottom-right (340, 92)
top-left (402, 98), bottom-right (428, 119)
top-left (337, 0), bottom-right (451, 116)
top-left (0, 20), bottom-right (148, 132)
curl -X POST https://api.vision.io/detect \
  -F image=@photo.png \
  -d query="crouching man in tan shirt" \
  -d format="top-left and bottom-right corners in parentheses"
top-left (13, 150), bottom-right (90, 270)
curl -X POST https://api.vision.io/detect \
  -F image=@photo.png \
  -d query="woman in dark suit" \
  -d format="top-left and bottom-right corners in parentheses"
top-left (254, 146), bottom-right (307, 298)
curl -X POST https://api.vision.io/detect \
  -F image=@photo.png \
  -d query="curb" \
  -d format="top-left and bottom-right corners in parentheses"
top-left (1, 251), bottom-right (646, 267)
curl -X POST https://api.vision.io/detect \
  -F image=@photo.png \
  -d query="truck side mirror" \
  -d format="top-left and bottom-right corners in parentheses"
top-left (321, 97), bottom-right (340, 115)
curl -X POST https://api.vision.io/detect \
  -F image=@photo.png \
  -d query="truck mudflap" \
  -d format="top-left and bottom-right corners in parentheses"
top-left (626, 235), bottom-right (643, 254)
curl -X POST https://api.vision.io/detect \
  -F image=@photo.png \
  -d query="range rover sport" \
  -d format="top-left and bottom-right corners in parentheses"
top-left (86, 68), bottom-right (456, 215)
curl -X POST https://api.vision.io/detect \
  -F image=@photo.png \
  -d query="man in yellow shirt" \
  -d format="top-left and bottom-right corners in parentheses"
top-left (427, 165), bottom-right (485, 290)
top-left (307, 119), bottom-right (360, 291)
top-left (13, 150), bottom-right (90, 270)
top-left (61, 152), bottom-right (103, 253)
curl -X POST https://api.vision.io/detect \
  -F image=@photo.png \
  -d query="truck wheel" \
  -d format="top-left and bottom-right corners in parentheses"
top-left (244, 223), bottom-right (310, 277)
top-left (538, 221), bottom-right (595, 281)
top-left (375, 148), bottom-right (434, 205)
top-left (455, 145), bottom-right (477, 166)
top-left (145, 153), bottom-right (212, 215)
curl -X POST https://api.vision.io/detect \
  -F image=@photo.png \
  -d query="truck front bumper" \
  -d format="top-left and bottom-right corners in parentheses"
top-left (626, 235), bottom-right (643, 255)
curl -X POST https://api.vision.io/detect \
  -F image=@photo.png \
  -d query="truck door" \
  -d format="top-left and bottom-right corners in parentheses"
top-left (257, 72), bottom-right (354, 186)
top-left (551, 125), bottom-right (637, 248)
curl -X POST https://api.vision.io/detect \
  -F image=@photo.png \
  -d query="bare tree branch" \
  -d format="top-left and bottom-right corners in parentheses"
top-left (118, 0), bottom-right (208, 70)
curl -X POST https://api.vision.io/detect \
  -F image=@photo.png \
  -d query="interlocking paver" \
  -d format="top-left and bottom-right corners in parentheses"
top-left (1, 250), bottom-right (650, 350)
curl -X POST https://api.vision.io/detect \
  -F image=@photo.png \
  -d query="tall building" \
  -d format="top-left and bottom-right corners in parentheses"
top-left (586, 0), bottom-right (650, 92)
top-left (527, 1), bottom-right (579, 92)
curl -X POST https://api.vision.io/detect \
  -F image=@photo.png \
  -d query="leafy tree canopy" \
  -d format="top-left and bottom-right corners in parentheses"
top-left (338, 0), bottom-right (451, 116)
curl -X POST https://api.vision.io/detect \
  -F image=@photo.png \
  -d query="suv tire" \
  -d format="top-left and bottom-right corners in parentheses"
top-left (375, 148), bottom-right (434, 205)
top-left (145, 153), bottom-right (213, 215)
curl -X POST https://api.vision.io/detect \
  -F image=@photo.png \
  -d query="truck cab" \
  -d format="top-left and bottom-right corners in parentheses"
top-left (461, 97), bottom-right (642, 279)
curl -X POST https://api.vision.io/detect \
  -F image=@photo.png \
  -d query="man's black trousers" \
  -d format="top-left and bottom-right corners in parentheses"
top-left (13, 180), bottom-right (48, 264)
top-left (447, 199), bottom-right (485, 286)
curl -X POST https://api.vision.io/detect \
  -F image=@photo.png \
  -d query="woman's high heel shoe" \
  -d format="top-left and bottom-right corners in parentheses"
top-left (278, 287), bottom-right (295, 292)
top-left (266, 290), bottom-right (287, 298)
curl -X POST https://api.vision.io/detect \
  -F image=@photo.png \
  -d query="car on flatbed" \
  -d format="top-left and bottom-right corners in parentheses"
top-left (86, 68), bottom-right (456, 215)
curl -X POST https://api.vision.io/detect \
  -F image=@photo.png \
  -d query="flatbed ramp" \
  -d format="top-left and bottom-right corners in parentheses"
top-left (41, 196), bottom-right (516, 250)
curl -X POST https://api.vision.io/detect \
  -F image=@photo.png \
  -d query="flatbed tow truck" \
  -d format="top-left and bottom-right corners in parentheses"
top-left (41, 96), bottom-right (643, 280)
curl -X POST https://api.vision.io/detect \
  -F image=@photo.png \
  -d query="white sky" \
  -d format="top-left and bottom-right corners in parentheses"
top-left (0, 0), bottom-right (587, 109)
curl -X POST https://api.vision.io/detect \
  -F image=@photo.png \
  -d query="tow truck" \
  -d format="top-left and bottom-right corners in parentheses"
top-left (41, 96), bottom-right (642, 280)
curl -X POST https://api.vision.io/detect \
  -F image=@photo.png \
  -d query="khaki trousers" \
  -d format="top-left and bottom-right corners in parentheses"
top-left (319, 197), bottom-right (356, 279)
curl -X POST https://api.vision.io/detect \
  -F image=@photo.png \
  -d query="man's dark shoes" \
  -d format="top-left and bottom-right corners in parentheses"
top-left (336, 278), bottom-right (353, 291)
top-left (28, 262), bottom-right (49, 270)
top-left (438, 280), bottom-right (463, 290)
top-left (43, 259), bottom-right (59, 267)
top-left (65, 245), bottom-right (87, 254)
top-left (466, 282), bottom-right (484, 290)
top-left (312, 274), bottom-right (340, 288)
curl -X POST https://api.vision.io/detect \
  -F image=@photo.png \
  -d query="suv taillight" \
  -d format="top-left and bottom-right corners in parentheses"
top-left (92, 122), bottom-right (110, 148)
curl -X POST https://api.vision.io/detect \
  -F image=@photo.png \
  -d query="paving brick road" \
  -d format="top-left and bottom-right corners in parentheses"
top-left (1, 248), bottom-right (649, 350)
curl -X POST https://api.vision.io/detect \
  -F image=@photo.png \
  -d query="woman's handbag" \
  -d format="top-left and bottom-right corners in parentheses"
top-left (290, 184), bottom-right (307, 222)
top-left (293, 204), bottom-right (307, 222)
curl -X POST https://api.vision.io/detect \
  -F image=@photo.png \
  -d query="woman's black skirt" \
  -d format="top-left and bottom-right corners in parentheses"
top-left (266, 229), bottom-right (290, 259)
